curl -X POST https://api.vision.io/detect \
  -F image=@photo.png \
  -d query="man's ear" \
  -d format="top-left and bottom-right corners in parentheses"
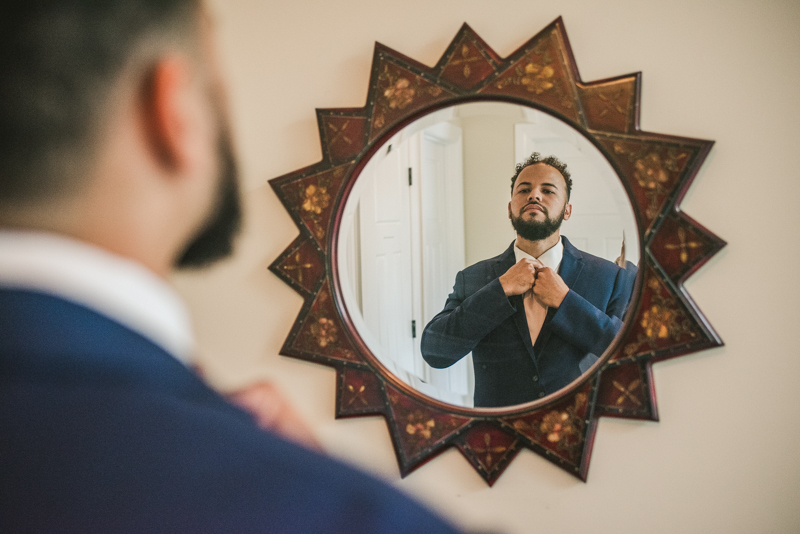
top-left (141, 55), bottom-right (198, 174)
top-left (563, 203), bottom-right (572, 221)
top-left (508, 201), bottom-right (512, 219)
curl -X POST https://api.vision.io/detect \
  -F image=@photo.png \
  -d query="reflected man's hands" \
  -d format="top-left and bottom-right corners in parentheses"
top-left (499, 258), bottom-right (542, 296)
top-left (531, 266), bottom-right (569, 308)
top-left (499, 259), bottom-right (569, 308)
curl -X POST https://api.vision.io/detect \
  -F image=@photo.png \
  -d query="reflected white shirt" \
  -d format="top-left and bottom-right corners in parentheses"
top-left (0, 230), bottom-right (194, 364)
top-left (513, 238), bottom-right (564, 272)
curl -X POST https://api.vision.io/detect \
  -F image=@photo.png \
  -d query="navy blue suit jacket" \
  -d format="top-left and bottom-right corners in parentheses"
top-left (0, 289), bottom-right (459, 533)
top-left (421, 237), bottom-right (636, 407)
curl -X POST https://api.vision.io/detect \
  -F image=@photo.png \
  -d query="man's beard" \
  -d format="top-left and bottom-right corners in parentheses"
top-left (510, 202), bottom-right (566, 242)
top-left (174, 126), bottom-right (242, 269)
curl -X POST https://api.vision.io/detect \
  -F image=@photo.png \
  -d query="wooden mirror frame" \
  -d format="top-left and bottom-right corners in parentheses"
top-left (268, 18), bottom-right (725, 485)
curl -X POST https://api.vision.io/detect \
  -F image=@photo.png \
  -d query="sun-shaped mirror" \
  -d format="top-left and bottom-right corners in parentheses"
top-left (269, 18), bottom-right (725, 485)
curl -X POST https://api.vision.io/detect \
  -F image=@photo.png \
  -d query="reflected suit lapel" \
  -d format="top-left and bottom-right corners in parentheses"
top-left (492, 242), bottom-right (537, 362)
top-left (556, 236), bottom-right (583, 289)
top-left (537, 236), bottom-right (584, 351)
top-left (490, 241), bottom-right (517, 281)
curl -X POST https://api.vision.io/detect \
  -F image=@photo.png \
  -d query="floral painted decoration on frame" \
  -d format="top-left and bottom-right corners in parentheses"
top-left (269, 18), bottom-right (725, 485)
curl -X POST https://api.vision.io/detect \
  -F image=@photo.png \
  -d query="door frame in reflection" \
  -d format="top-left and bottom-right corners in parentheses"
top-left (339, 112), bottom-right (474, 406)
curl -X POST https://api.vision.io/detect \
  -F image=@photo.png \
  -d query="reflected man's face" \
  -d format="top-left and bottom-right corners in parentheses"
top-left (508, 163), bottom-right (572, 241)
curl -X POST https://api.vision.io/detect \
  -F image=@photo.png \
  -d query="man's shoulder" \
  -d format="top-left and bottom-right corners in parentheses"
top-left (573, 247), bottom-right (620, 272)
top-left (0, 288), bottom-right (206, 393)
top-left (0, 299), bottom-right (457, 530)
top-left (460, 244), bottom-right (514, 276)
top-left (0, 380), bottom-right (458, 533)
top-left (564, 238), bottom-right (630, 275)
top-left (0, 290), bottom-right (459, 533)
top-left (563, 238), bottom-right (638, 297)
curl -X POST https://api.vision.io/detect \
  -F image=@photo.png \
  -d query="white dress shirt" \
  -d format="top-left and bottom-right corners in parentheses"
top-left (514, 237), bottom-right (565, 343)
top-left (513, 237), bottom-right (564, 272)
top-left (0, 230), bottom-right (195, 364)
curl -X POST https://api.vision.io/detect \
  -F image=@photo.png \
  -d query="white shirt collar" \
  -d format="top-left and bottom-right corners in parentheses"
top-left (514, 237), bottom-right (564, 272)
top-left (0, 230), bottom-right (195, 364)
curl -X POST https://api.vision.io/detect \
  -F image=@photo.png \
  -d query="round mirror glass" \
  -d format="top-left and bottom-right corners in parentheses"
top-left (337, 101), bottom-right (640, 409)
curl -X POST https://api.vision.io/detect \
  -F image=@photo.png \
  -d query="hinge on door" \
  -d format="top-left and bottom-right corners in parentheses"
top-left (408, 167), bottom-right (412, 186)
top-left (411, 320), bottom-right (417, 338)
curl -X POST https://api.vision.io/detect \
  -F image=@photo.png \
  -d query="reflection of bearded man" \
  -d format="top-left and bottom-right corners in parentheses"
top-left (421, 152), bottom-right (637, 407)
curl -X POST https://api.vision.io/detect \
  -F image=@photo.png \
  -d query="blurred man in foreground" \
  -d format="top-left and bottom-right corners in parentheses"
top-left (0, 1), bottom-right (460, 532)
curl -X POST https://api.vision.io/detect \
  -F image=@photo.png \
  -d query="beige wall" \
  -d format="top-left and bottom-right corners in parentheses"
top-left (172, 1), bottom-right (800, 532)
top-left (460, 108), bottom-right (519, 265)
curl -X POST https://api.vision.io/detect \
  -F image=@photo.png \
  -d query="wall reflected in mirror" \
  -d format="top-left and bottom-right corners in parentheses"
top-left (337, 101), bottom-right (639, 408)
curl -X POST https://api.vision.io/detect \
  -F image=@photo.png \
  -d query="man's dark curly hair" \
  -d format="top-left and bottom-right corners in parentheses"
top-left (510, 152), bottom-right (572, 200)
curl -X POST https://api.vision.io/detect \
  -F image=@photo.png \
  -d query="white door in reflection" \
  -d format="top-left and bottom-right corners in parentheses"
top-left (417, 123), bottom-right (473, 405)
top-left (358, 140), bottom-right (416, 379)
top-left (341, 120), bottom-right (474, 406)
